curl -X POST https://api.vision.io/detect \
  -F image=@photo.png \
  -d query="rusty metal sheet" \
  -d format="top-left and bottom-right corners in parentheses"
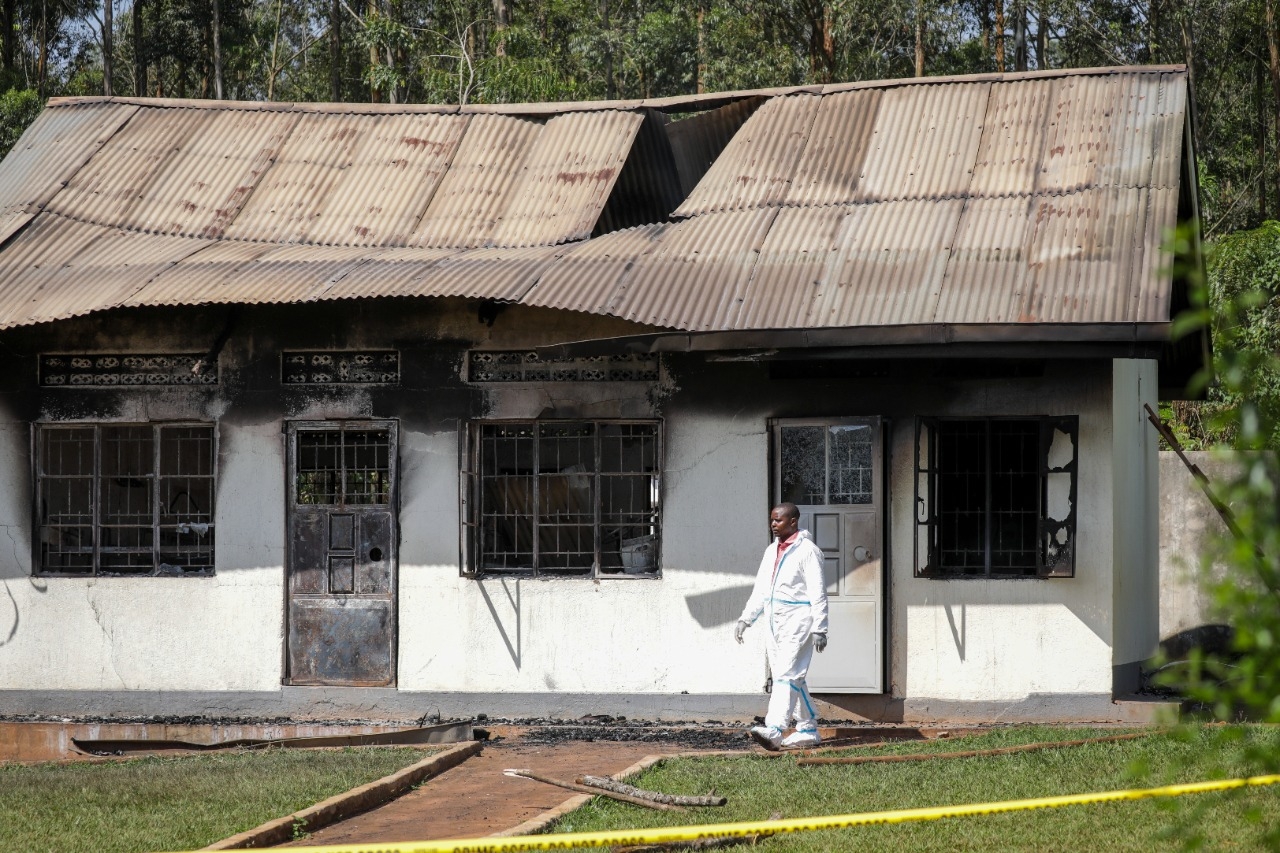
top-left (728, 206), bottom-right (847, 330)
top-left (128, 242), bottom-right (370, 307)
top-left (46, 106), bottom-right (226, 228)
top-left (1037, 74), bottom-right (1123, 193)
top-left (1021, 187), bottom-right (1147, 323)
top-left (101, 108), bottom-right (300, 239)
top-left (813, 199), bottom-right (965, 328)
top-left (783, 89), bottom-right (881, 208)
top-left (1137, 187), bottom-right (1179, 321)
top-left (411, 114), bottom-right (540, 248)
top-left (291, 112), bottom-right (469, 246)
top-left (1150, 75), bottom-right (1188, 190)
top-left (606, 209), bottom-right (778, 329)
top-left (934, 195), bottom-right (1035, 324)
top-left (386, 245), bottom-right (564, 301)
top-left (673, 95), bottom-right (822, 217)
top-left (0, 214), bottom-right (212, 329)
top-left (0, 100), bottom-right (137, 219)
top-left (488, 110), bottom-right (643, 247)
top-left (318, 246), bottom-right (462, 300)
top-left (220, 112), bottom-right (372, 244)
top-left (856, 82), bottom-right (989, 202)
top-left (970, 79), bottom-right (1053, 197)
top-left (523, 224), bottom-right (665, 314)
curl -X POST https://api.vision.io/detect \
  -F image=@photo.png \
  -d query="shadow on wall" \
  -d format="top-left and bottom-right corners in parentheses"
top-left (479, 578), bottom-right (521, 669)
top-left (684, 585), bottom-right (754, 629)
top-left (0, 518), bottom-right (38, 648)
top-left (1142, 623), bottom-right (1235, 695)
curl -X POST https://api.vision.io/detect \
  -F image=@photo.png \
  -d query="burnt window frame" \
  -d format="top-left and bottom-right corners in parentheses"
top-left (33, 422), bottom-right (217, 577)
top-left (914, 415), bottom-right (1077, 579)
top-left (460, 419), bottom-right (662, 579)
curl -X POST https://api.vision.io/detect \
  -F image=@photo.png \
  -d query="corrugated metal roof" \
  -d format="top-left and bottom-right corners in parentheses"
top-left (488, 110), bottom-right (643, 247)
top-left (0, 66), bottom-right (1194, 339)
top-left (673, 95), bottom-right (822, 216)
top-left (523, 223), bottom-right (666, 314)
top-left (605, 208), bottom-right (779, 329)
top-left (0, 100), bottom-right (137, 222)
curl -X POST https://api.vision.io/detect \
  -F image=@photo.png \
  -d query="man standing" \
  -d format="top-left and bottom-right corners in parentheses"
top-left (734, 502), bottom-right (828, 749)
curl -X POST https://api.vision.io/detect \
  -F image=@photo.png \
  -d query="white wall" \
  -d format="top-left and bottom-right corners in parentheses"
top-left (0, 302), bottom-right (1149, 711)
top-left (891, 364), bottom-right (1118, 701)
top-left (0, 399), bottom-right (286, 692)
top-left (397, 391), bottom-right (770, 694)
top-left (1111, 359), bottom-right (1160, 673)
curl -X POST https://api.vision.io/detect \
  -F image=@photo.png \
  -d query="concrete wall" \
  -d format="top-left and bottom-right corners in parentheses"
top-left (1110, 359), bottom-right (1160, 693)
top-left (886, 363), bottom-right (1118, 710)
top-left (0, 302), bottom-right (1149, 721)
top-left (1158, 450), bottom-right (1238, 641)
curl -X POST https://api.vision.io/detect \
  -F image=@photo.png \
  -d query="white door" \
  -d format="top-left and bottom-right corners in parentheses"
top-left (774, 419), bottom-right (883, 693)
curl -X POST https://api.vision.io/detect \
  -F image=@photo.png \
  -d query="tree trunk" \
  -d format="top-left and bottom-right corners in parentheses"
top-left (212, 0), bottom-right (222, 98)
top-left (696, 2), bottom-right (705, 94)
top-left (493, 0), bottom-right (509, 57)
top-left (915, 0), bottom-right (925, 77)
top-left (1, 0), bottom-right (13, 74)
top-left (1181, 17), bottom-right (1197, 147)
top-left (133, 0), bottom-right (145, 97)
top-left (330, 0), bottom-right (342, 101)
top-left (368, 0), bottom-right (380, 103)
top-left (1148, 0), bottom-right (1159, 62)
top-left (994, 0), bottom-right (1005, 69)
top-left (1259, 55), bottom-right (1268, 219)
top-left (602, 0), bottom-right (614, 98)
top-left (823, 3), bottom-right (834, 82)
top-left (1035, 10), bottom-right (1047, 69)
top-left (1013, 1), bottom-right (1027, 71)
top-left (103, 0), bottom-right (112, 95)
top-left (1266, 0), bottom-right (1280, 212)
top-left (37, 0), bottom-right (48, 98)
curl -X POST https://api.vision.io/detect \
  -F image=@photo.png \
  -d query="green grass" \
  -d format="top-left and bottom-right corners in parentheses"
top-left (0, 746), bottom-right (437, 853)
top-left (548, 726), bottom-right (1280, 851)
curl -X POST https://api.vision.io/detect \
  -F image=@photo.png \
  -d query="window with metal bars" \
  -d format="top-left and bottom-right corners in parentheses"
top-left (914, 416), bottom-right (1077, 578)
top-left (34, 423), bottom-right (216, 576)
top-left (462, 420), bottom-right (661, 577)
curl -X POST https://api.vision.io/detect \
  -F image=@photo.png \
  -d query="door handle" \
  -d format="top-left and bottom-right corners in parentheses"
top-left (853, 546), bottom-right (872, 563)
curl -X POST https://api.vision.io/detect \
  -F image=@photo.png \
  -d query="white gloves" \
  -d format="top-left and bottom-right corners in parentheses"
top-left (734, 620), bottom-right (748, 644)
top-left (813, 632), bottom-right (827, 653)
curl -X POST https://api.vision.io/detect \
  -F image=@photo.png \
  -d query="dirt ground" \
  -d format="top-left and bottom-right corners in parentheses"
top-left (280, 725), bottom-right (755, 846)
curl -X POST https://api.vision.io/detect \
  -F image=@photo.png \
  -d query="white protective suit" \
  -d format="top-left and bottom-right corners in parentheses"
top-left (738, 529), bottom-right (829, 733)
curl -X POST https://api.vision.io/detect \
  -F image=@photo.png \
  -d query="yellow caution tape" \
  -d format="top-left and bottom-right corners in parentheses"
top-left (162, 773), bottom-right (1280, 853)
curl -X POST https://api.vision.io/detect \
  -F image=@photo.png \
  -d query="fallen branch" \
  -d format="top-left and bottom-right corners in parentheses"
top-left (797, 732), bottom-right (1157, 766)
top-left (504, 769), bottom-right (684, 812)
top-left (576, 775), bottom-right (726, 807)
top-left (611, 812), bottom-right (781, 852)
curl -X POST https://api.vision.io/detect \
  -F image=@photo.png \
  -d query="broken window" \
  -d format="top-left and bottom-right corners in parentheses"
top-left (914, 416), bottom-right (1077, 578)
top-left (462, 420), bottom-right (660, 578)
top-left (35, 423), bottom-right (216, 576)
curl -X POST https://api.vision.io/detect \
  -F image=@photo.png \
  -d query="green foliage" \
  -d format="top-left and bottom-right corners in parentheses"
top-left (550, 727), bottom-right (1280, 851)
top-left (0, 88), bottom-right (42, 159)
top-left (1153, 220), bottom-right (1280, 846)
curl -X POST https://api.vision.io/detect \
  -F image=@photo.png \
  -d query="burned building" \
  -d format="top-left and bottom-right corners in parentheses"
top-left (0, 65), bottom-right (1201, 722)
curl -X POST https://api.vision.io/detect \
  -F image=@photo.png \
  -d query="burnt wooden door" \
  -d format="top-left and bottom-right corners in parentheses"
top-left (285, 421), bottom-right (398, 686)
top-left (773, 418), bottom-right (883, 693)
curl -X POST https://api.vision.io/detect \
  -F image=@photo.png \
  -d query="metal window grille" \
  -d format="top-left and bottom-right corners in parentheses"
top-left (295, 429), bottom-right (391, 506)
top-left (465, 420), bottom-right (660, 577)
top-left (915, 416), bottom-right (1077, 579)
top-left (35, 424), bottom-right (216, 576)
